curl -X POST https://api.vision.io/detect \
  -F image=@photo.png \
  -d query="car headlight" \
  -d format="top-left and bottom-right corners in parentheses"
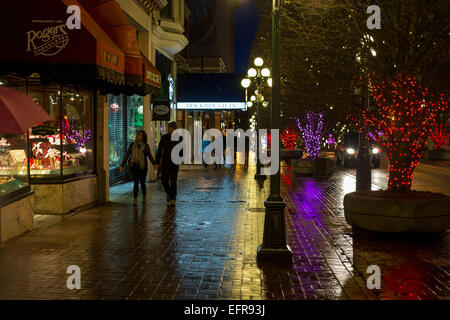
top-left (372, 147), bottom-right (379, 154)
top-left (346, 148), bottom-right (355, 155)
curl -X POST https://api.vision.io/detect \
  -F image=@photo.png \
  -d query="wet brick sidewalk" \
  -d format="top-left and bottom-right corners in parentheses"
top-left (0, 163), bottom-right (449, 300)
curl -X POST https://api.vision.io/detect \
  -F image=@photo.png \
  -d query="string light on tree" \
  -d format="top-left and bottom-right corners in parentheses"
top-left (357, 74), bottom-right (448, 192)
top-left (281, 126), bottom-right (298, 150)
top-left (296, 112), bottom-right (324, 160)
top-left (431, 123), bottom-right (449, 151)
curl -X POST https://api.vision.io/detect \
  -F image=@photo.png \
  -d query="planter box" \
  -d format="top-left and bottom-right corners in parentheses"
top-left (292, 158), bottom-right (335, 177)
top-left (344, 191), bottom-right (450, 235)
top-left (314, 158), bottom-right (335, 177)
top-left (292, 159), bottom-right (314, 175)
top-left (281, 149), bottom-right (303, 159)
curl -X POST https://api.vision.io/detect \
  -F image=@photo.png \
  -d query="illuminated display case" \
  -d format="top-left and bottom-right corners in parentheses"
top-left (27, 82), bottom-right (94, 180)
top-left (0, 74), bottom-right (95, 196)
top-left (0, 133), bottom-right (29, 198)
top-left (0, 75), bottom-right (30, 203)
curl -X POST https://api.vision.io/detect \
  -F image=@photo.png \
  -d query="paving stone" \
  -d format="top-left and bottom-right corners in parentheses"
top-left (0, 164), bottom-right (449, 300)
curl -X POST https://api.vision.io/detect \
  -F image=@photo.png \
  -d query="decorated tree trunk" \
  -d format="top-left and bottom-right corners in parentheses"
top-left (281, 126), bottom-right (298, 150)
top-left (296, 112), bottom-right (324, 160)
top-left (360, 75), bottom-right (448, 192)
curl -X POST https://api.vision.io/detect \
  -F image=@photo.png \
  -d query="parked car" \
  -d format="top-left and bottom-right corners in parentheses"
top-left (335, 133), bottom-right (381, 168)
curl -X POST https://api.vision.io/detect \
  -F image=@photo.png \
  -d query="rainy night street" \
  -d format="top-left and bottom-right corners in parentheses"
top-left (0, 160), bottom-right (449, 300)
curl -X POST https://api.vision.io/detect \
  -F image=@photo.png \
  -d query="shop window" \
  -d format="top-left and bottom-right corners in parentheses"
top-left (109, 95), bottom-right (126, 184)
top-left (126, 95), bottom-right (144, 147)
top-left (0, 75), bottom-right (29, 200)
top-left (27, 82), bottom-right (95, 179)
top-left (61, 89), bottom-right (94, 176)
top-left (0, 133), bottom-right (29, 198)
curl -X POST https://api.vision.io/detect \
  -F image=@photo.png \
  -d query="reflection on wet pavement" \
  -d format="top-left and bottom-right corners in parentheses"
top-left (0, 162), bottom-right (448, 300)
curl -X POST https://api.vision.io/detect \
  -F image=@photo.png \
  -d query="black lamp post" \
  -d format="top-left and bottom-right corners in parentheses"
top-left (355, 37), bottom-right (376, 191)
top-left (256, 0), bottom-right (293, 263)
top-left (241, 58), bottom-right (272, 181)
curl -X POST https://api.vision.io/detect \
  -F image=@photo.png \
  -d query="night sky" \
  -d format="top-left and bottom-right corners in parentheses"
top-left (234, 0), bottom-right (261, 73)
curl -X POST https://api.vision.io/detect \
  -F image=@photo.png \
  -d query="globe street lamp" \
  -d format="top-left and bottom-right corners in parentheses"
top-left (241, 57), bottom-right (272, 181)
top-left (257, 0), bottom-right (293, 263)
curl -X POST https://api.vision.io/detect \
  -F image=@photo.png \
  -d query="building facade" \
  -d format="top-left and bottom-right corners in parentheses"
top-left (0, 0), bottom-right (189, 242)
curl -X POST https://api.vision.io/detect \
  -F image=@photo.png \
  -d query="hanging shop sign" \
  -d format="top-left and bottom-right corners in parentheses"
top-left (152, 101), bottom-right (170, 121)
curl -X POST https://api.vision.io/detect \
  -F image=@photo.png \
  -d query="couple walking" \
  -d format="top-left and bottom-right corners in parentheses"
top-left (119, 122), bottom-right (180, 206)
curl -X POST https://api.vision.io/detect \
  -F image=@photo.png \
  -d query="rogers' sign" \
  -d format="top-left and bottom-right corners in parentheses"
top-left (26, 24), bottom-right (70, 56)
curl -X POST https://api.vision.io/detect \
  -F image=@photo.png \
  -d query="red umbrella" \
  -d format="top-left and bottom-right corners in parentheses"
top-left (0, 86), bottom-right (50, 134)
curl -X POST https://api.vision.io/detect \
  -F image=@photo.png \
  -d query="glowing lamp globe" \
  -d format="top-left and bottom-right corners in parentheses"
top-left (241, 78), bottom-right (251, 88)
top-left (261, 68), bottom-right (270, 77)
top-left (254, 57), bottom-right (264, 67)
top-left (248, 68), bottom-right (257, 78)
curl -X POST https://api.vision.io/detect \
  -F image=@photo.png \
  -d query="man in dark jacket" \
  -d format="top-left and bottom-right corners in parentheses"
top-left (155, 121), bottom-right (182, 206)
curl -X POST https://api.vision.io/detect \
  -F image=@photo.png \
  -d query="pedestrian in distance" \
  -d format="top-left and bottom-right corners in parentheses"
top-left (120, 130), bottom-right (155, 206)
top-left (202, 137), bottom-right (211, 168)
top-left (154, 121), bottom-right (182, 206)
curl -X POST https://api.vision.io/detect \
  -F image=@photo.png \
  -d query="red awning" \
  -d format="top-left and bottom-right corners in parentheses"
top-left (141, 51), bottom-right (161, 95)
top-left (79, 0), bottom-right (143, 90)
top-left (0, 0), bottom-right (126, 89)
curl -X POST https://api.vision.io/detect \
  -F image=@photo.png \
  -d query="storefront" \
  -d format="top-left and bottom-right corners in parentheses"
top-left (108, 94), bottom-right (145, 184)
top-left (176, 73), bottom-right (246, 160)
top-left (0, 0), bottom-right (159, 240)
top-left (109, 52), bottom-right (161, 185)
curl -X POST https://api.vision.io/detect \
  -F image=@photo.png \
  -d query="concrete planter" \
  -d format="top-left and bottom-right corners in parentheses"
top-left (314, 158), bottom-right (335, 177)
top-left (344, 191), bottom-right (450, 235)
top-left (292, 158), bottom-right (335, 177)
top-left (292, 159), bottom-right (314, 175)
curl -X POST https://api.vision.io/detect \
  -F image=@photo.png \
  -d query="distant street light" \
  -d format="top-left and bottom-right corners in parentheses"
top-left (241, 57), bottom-right (272, 181)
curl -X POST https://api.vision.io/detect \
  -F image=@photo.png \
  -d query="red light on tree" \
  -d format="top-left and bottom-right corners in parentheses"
top-left (281, 126), bottom-right (298, 150)
top-left (358, 74), bottom-right (448, 192)
top-left (431, 123), bottom-right (449, 151)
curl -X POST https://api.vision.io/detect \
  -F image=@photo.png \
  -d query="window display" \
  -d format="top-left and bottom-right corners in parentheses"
top-left (27, 81), bottom-right (95, 179)
top-left (0, 134), bottom-right (28, 197)
top-left (0, 75), bottom-right (29, 199)
top-left (62, 90), bottom-right (94, 176)
top-left (0, 73), bottom-right (96, 204)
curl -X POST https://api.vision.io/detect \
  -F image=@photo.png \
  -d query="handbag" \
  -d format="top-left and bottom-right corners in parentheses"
top-left (125, 161), bottom-right (135, 175)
